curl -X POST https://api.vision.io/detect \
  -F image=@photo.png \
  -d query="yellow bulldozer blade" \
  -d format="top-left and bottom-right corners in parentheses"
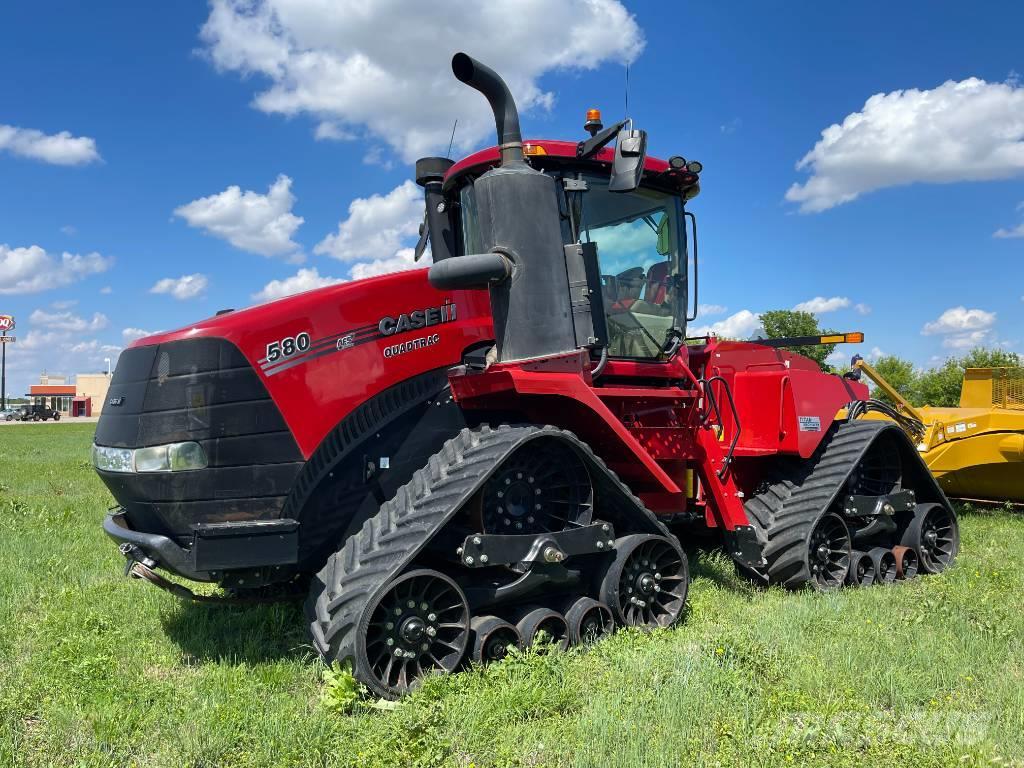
top-left (852, 363), bottom-right (1024, 504)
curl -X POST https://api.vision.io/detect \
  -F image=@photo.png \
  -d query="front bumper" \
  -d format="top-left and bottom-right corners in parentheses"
top-left (103, 508), bottom-right (300, 583)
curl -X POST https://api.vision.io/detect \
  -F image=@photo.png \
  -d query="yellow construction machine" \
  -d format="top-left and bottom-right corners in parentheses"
top-left (849, 360), bottom-right (1024, 504)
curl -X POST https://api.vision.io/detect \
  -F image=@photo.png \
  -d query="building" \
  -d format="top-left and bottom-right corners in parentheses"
top-left (75, 373), bottom-right (112, 417)
top-left (27, 371), bottom-right (112, 417)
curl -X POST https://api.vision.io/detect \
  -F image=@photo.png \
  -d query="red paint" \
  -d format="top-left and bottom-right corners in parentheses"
top-left (127, 145), bottom-right (867, 533)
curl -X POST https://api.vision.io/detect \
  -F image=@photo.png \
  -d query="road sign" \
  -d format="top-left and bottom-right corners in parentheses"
top-left (0, 336), bottom-right (14, 343)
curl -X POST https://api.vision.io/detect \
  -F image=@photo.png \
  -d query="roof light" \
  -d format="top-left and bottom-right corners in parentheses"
top-left (523, 143), bottom-right (547, 156)
top-left (686, 160), bottom-right (703, 174)
top-left (668, 155), bottom-right (687, 169)
top-left (584, 108), bottom-right (603, 137)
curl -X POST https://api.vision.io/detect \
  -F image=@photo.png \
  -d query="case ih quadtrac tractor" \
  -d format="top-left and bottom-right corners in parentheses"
top-left (94, 53), bottom-right (959, 698)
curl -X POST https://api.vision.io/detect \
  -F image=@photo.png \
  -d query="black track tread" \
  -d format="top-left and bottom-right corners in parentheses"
top-left (306, 423), bottom-right (671, 684)
top-left (743, 420), bottom-right (896, 589)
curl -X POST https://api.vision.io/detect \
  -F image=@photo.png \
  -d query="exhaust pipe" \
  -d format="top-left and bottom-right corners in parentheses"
top-left (451, 53), bottom-right (523, 166)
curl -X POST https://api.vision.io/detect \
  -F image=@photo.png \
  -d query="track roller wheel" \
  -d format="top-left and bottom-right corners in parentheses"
top-left (807, 513), bottom-right (851, 590)
top-left (563, 597), bottom-right (614, 645)
top-left (600, 534), bottom-right (689, 628)
top-left (515, 606), bottom-right (569, 651)
top-left (892, 545), bottom-right (919, 579)
top-left (470, 615), bottom-right (521, 663)
top-left (900, 503), bottom-right (959, 574)
top-left (846, 550), bottom-right (876, 587)
top-left (355, 569), bottom-right (469, 699)
top-left (867, 547), bottom-right (897, 584)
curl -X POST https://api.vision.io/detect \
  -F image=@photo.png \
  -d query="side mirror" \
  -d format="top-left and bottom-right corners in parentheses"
top-left (608, 127), bottom-right (647, 192)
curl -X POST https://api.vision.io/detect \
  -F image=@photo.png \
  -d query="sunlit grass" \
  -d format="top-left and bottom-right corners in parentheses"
top-left (1, 424), bottom-right (1021, 767)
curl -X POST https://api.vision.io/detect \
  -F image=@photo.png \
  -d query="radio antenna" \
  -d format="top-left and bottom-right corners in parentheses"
top-left (446, 119), bottom-right (458, 158)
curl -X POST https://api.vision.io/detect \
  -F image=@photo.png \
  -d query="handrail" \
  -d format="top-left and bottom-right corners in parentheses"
top-left (698, 375), bottom-right (742, 480)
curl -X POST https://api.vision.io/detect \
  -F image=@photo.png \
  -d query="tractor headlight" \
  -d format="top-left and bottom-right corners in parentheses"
top-left (92, 442), bottom-right (208, 473)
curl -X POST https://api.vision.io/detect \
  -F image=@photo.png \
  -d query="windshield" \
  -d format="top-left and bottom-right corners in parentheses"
top-left (575, 176), bottom-right (685, 358)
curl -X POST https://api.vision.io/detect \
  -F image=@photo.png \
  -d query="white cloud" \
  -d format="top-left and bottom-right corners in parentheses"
top-left (0, 244), bottom-right (113, 295)
top-left (855, 303), bottom-right (871, 315)
top-left (29, 309), bottom-right (108, 332)
top-left (922, 305), bottom-right (997, 349)
top-left (697, 303), bottom-right (728, 316)
top-left (792, 296), bottom-right (851, 314)
top-left (122, 328), bottom-right (156, 343)
top-left (690, 309), bottom-right (760, 339)
top-left (825, 349), bottom-right (848, 366)
top-left (922, 306), bottom-right (996, 335)
top-left (868, 346), bottom-right (885, 361)
top-left (315, 181), bottom-right (422, 262)
top-left (174, 175), bottom-right (304, 258)
top-left (199, 0), bottom-right (644, 162)
top-left (314, 122), bottom-right (356, 141)
top-left (0, 124), bottom-right (100, 165)
top-left (786, 77), bottom-right (1024, 213)
top-left (349, 248), bottom-right (423, 280)
top-left (150, 273), bottom-right (209, 300)
top-left (252, 267), bottom-right (344, 302)
top-left (99, 286), bottom-right (112, 295)
top-left (994, 223), bottom-right (1024, 238)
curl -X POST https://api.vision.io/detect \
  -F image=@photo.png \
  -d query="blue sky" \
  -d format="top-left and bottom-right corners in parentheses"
top-left (1, 0), bottom-right (1022, 397)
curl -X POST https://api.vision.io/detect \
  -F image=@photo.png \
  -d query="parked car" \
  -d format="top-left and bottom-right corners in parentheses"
top-left (0, 407), bottom-right (17, 421)
top-left (18, 405), bottom-right (60, 422)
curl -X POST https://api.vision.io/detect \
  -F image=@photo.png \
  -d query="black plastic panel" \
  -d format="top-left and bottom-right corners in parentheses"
top-left (94, 337), bottom-right (303, 539)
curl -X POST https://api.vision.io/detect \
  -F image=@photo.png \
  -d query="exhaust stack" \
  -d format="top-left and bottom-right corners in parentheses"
top-left (428, 52), bottom-right (582, 363)
top-left (450, 52), bottom-right (524, 167)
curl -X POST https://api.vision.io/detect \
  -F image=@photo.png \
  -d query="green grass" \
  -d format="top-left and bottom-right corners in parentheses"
top-left (1, 424), bottom-right (1022, 767)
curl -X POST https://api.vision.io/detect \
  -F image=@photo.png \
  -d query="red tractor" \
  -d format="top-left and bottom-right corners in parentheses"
top-left (94, 53), bottom-right (958, 698)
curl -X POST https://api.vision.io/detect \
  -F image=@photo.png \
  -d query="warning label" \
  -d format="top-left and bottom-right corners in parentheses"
top-left (798, 415), bottom-right (821, 432)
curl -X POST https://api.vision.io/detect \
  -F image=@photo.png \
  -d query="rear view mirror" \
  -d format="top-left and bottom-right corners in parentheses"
top-left (608, 127), bottom-right (647, 192)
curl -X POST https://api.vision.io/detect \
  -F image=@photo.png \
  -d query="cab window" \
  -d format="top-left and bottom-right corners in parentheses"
top-left (578, 179), bottom-right (684, 358)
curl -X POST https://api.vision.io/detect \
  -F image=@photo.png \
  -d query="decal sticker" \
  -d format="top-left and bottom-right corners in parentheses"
top-left (798, 415), bottom-right (821, 432)
top-left (266, 332), bottom-right (311, 363)
top-left (955, 423), bottom-right (967, 433)
top-left (384, 333), bottom-right (441, 358)
top-left (258, 299), bottom-right (458, 377)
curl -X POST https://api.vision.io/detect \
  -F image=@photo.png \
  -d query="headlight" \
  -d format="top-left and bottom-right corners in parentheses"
top-left (92, 442), bottom-right (208, 473)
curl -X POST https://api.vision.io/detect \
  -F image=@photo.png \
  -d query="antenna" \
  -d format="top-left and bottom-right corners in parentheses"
top-left (624, 63), bottom-right (630, 119)
top-left (446, 119), bottom-right (458, 158)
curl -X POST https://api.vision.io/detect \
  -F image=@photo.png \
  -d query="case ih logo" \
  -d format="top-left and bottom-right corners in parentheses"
top-left (0, 315), bottom-right (14, 332)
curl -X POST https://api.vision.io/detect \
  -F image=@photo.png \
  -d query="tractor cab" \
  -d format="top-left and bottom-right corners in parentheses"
top-left (418, 111), bottom-right (702, 365)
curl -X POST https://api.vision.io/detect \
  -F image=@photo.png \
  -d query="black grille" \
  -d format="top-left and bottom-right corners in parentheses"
top-left (95, 338), bottom-right (304, 539)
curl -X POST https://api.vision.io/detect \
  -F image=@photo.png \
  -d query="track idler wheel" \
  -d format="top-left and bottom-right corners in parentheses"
top-left (355, 569), bottom-right (470, 699)
top-left (807, 513), bottom-right (851, 590)
top-left (892, 545), bottom-right (919, 579)
top-left (563, 597), bottom-right (614, 645)
top-left (901, 503), bottom-right (959, 574)
top-left (600, 534), bottom-right (689, 628)
top-left (515, 606), bottom-right (569, 652)
top-left (479, 440), bottom-right (592, 535)
top-left (846, 550), bottom-right (876, 587)
top-left (470, 615), bottom-right (521, 663)
top-left (867, 547), bottom-right (898, 584)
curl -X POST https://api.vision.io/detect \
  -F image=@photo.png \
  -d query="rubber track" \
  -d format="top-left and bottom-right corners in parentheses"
top-left (306, 424), bottom-right (671, 684)
top-left (742, 420), bottom-right (902, 589)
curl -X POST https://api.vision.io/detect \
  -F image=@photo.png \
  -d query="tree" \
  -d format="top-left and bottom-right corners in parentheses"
top-left (915, 348), bottom-right (1021, 407)
top-left (868, 355), bottom-right (917, 407)
top-left (759, 309), bottom-right (838, 371)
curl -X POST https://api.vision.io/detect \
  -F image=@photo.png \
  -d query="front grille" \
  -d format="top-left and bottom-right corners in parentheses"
top-left (95, 337), bottom-right (304, 539)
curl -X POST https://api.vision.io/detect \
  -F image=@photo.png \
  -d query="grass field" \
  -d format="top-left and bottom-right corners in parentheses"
top-left (1, 424), bottom-right (1022, 767)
